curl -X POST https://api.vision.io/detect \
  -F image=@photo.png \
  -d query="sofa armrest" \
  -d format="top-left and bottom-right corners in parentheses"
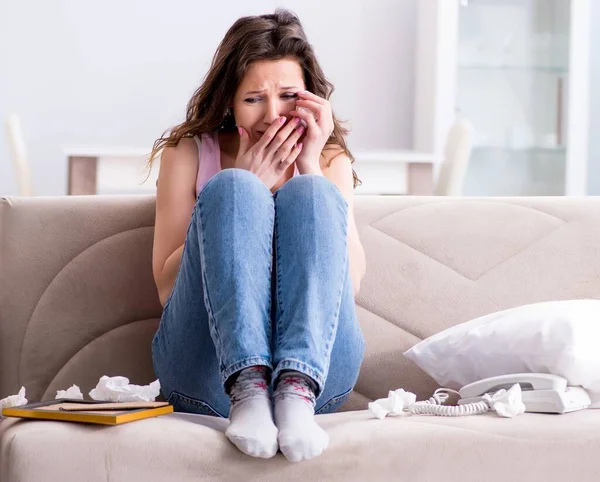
top-left (0, 195), bottom-right (162, 402)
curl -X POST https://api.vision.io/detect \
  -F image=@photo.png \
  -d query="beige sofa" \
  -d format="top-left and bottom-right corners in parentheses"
top-left (2, 194), bottom-right (600, 481)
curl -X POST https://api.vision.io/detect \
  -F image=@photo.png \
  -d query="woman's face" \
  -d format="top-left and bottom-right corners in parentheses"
top-left (232, 58), bottom-right (306, 144)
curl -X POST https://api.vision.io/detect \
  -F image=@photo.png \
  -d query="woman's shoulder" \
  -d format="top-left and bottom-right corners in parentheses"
top-left (321, 144), bottom-right (348, 169)
top-left (161, 136), bottom-right (200, 166)
top-left (158, 136), bottom-right (200, 189)
top-left (168, 136), bottom-right (199, 155)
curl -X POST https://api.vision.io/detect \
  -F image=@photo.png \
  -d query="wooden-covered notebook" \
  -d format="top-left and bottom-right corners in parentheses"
top-left (2, 399), bottom-right (173, 425)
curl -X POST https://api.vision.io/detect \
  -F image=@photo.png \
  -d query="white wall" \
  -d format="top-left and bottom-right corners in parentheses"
top-left (587, 0), bottom-right (600, 195)
top-left (0, 0), bottom-right (417, 196)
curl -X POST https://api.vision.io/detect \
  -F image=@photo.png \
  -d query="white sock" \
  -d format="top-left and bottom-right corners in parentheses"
top-left (225, 366), bottom-right (278, 459)
top-left (273, 371), bottom-right (329, 463)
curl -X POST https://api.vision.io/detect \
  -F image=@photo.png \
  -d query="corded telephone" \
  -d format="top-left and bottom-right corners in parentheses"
top-left (458, 373), bottom-right (591, 414)
top-left (369, 373), bottom-right (592, 419)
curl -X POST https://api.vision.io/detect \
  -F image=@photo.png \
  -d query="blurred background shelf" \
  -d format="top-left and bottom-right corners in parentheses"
top-left (458, 64), bottom-right (569, 73)
top-left (415, 0), bottom-right (590, 196)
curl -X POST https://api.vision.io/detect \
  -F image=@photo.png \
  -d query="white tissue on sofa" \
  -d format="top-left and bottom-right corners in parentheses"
top-left (0, 386), bottom-right (27, 411)
top-left (89, 376), bottom-right (160, 402)
top-left (55, 385), bottom-right (84, 400)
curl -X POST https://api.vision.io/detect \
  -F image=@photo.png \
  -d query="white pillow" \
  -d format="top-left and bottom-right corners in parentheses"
top-left (403, 300), bottom-right (600, 408)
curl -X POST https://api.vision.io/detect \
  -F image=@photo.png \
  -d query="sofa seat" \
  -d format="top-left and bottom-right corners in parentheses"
top-left (2, 409), bottom-right (600, 481)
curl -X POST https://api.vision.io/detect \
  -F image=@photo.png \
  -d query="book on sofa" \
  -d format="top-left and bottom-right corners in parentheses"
top-left (2, 399), bottom-right (173, 425)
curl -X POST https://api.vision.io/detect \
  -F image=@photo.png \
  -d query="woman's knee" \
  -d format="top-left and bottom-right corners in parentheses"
top-left (275, 174), bottom-right (347, 210)
top-left (200, 168), bottom-right (272, 201)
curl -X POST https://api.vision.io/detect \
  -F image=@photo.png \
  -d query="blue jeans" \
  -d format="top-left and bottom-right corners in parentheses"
top-left (152, 169), bottom-right (365, 418)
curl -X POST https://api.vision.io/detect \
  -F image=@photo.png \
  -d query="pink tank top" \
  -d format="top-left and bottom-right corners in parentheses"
top-left (194, 132), bottom-right (300, 197)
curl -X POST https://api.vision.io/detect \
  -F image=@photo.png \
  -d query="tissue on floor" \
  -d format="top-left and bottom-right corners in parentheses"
top-left (89, 376), bottom-right (160, 402)
top-left (56, 385), bottom-right (84, 400)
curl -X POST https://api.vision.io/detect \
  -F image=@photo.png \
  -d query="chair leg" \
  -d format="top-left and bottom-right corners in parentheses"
top-left (407, 163), bottom-right (434, 195)
top-left (68, 156), bottom-right (98, 195)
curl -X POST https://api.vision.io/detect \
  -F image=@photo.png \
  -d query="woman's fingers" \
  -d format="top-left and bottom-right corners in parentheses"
top-left (296, 90), bottom-right (328, 106)
top-left (294, 99), bottom-right (324, 121)
top-left (263, 117), bottom-right (301, 160)
top-left (252, 116), bottom-right (287, 153)
top-left (236, 127), bottom-right (251, 157)
top-left (270, 123), bottom-right (305, 164)
top-left (275, 142), bottom-right (303, 173)
top-left (290, 107), bottom-right (318, 132)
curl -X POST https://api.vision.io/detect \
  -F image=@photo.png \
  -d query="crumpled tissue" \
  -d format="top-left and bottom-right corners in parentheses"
top-left (0, 387), bottom-right (28, 420)
top-left (482, 383), bottom-right (526, 418)
top-left (369, 389), bottom-right (416, 419)
top-left (0, 387), bottom-right (28, 410)
top-left (89, 376), bottom-right (161, 402)
top-left (56, 385), bottom-right (84, 400)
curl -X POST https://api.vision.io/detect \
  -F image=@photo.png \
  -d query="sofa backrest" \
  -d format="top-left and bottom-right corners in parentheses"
top-left (2, 195), bottom-right (600, 406)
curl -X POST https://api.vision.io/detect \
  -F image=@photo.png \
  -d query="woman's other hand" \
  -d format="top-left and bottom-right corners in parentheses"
top-left (289, 90), bottom-right (334, 175)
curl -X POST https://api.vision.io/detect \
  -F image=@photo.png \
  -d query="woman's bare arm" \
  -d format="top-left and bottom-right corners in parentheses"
top-left (152, 138), bottom-right (199, 306)
top-left (322, 154), bottom-right (366, 296)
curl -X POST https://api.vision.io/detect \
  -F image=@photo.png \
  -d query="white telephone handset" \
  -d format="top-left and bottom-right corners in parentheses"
top-left (458, 373), bottom-right (591, 414)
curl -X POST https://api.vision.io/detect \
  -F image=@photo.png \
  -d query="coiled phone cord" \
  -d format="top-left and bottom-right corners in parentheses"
top-left (407, 389), bottom-right (489, 417)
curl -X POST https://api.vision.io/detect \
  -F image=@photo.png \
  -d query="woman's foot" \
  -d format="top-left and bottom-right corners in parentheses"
top-left (273, 371), bottom-right (329, 463)
top-left (225, 366), bottom-right (278, 458)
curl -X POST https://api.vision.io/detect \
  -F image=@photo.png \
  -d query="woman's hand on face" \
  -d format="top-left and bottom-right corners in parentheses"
top-left (235, 116), bottom-right (305, 190)
top-left (289, 90), bottom-right (334, 174)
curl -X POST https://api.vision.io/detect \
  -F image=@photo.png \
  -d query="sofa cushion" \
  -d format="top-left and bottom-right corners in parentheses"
top-left (2, 410), bottom-right (600, 481)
